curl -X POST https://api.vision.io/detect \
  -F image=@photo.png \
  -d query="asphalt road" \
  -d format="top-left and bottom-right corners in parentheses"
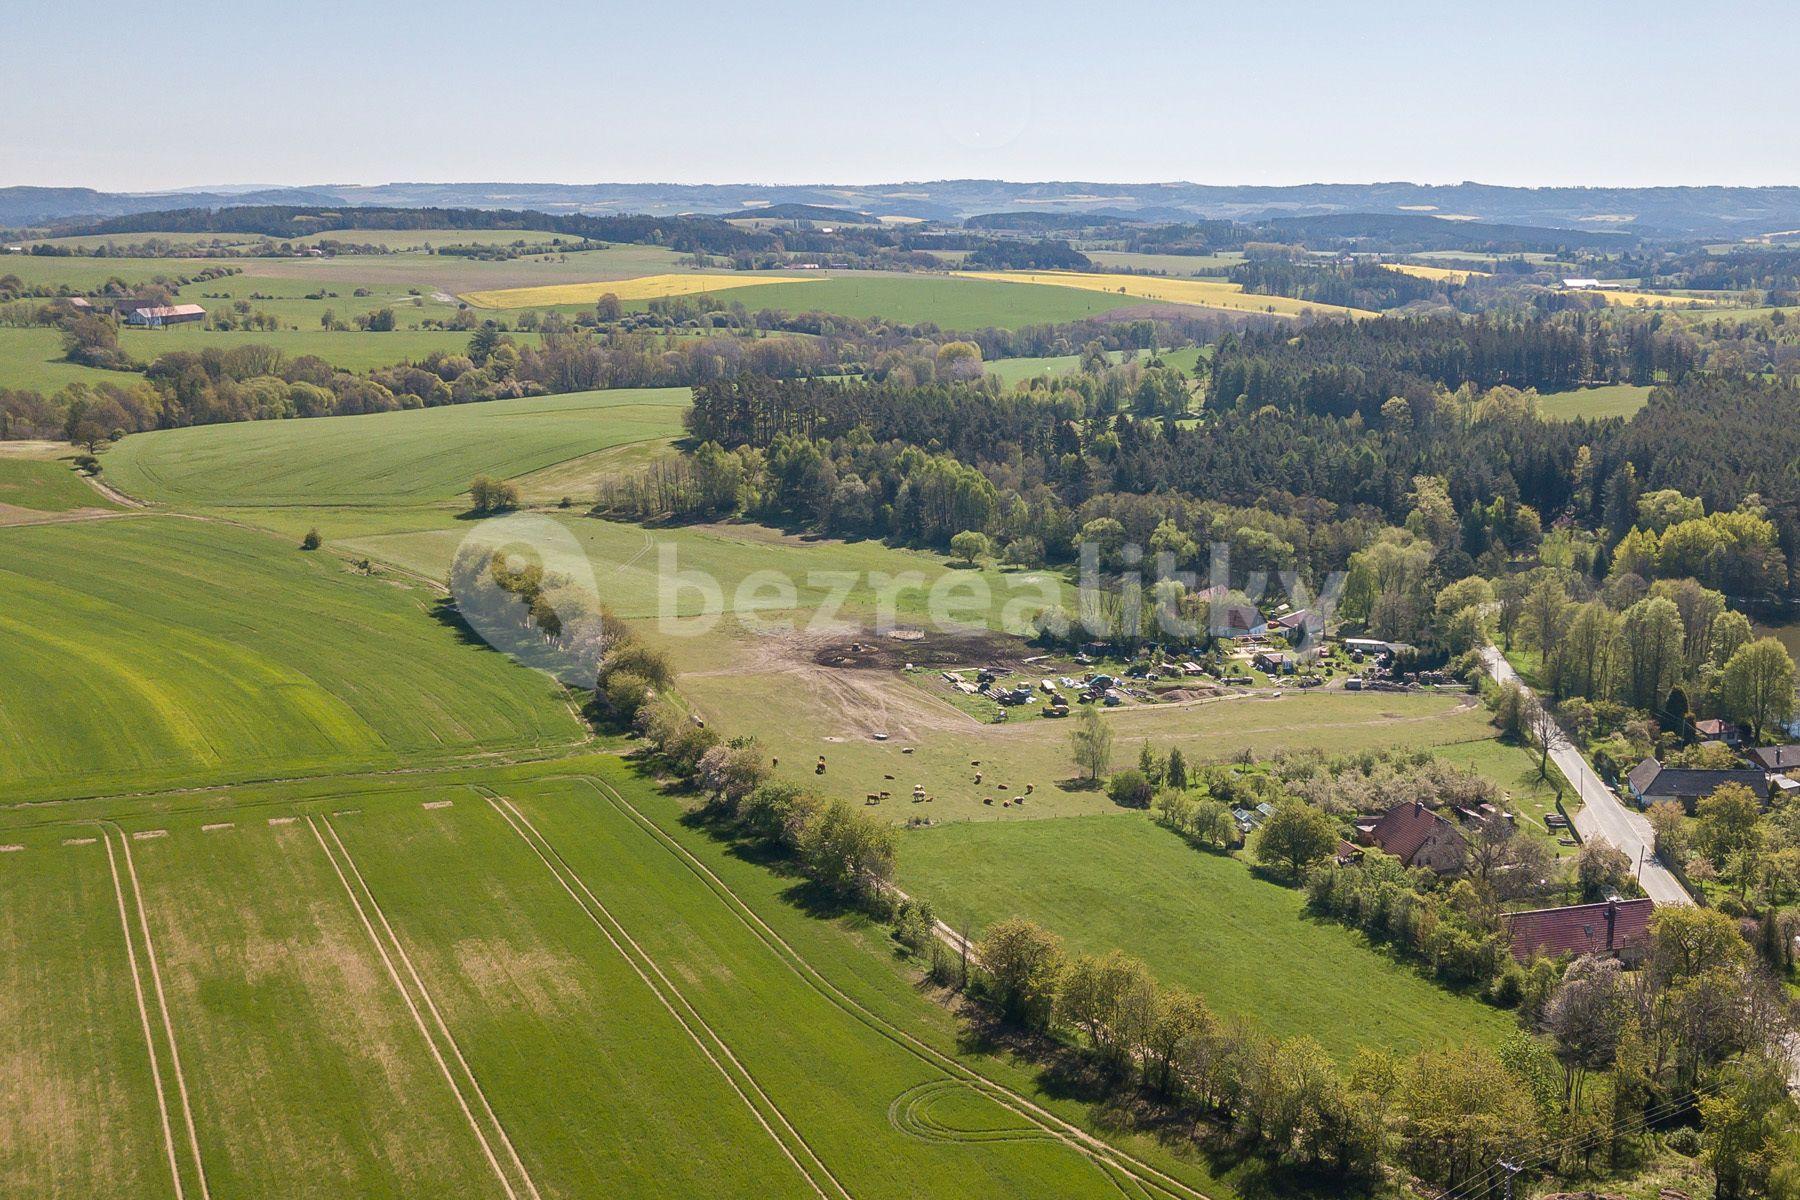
top-left (1479, 646), bottom-right (1694, 907)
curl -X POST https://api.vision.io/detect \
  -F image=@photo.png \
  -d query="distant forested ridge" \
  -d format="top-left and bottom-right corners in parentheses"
top-left (1226, 259), bottom-right (1449, 311)
top-left (1206, 314), bottom-right (1695, 419)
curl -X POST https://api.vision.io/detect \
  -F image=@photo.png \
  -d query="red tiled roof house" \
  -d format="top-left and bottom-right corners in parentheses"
top-left (1358, 801), bottom-right (1467, 875)
top-left (1503, 898), bottom-right (1655, 965)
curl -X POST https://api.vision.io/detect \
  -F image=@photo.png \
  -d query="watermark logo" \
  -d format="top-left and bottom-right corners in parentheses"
top-left (447, 513), bottom-right (608, 685)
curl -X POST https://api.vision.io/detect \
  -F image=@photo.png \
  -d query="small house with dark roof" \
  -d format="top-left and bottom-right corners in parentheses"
top-left (1625, 758), bottom-right (1771, 813)
top-left (1211, 604), bottom-right (1267, 640)
top-left (1504, 898), bottom-right (1655, 965)
top-left (1747, 744), bottom-right (1800, 775)
top-left (1359, 801), bottom-right (1466, 875)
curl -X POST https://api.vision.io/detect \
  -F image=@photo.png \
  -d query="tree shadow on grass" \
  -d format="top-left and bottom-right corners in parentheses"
top-left (951, 1002), bottom-right (1336, 1199)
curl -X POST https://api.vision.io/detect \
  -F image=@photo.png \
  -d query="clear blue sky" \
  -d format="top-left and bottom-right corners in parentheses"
top-left (8, 0), bottom-right (1795, 191)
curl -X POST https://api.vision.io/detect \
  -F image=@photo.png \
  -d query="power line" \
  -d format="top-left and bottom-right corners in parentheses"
top-left (1442, 1079), bottom-right (1724, 1200)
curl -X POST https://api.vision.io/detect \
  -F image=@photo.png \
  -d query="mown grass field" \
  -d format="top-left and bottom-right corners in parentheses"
top-left (899, 813), bottom-right (1517, 1062)
top-left (105, 387), bottom-right (689, 508)
top-left (0, 518), bottom-right (582, 801)
top-left (956, 270), bottom-right (1376, 319)
top-left (1536, 383), bottom-right (1654, 421)
top-left (0, 757), bottom-right (1225, 1200)
top-left (983, 351), bottom-right (1100, 384)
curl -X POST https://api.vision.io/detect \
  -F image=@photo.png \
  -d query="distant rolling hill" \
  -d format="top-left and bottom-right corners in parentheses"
top-left (716, 203), bottom-right (874, 223)
top-left (0, 185), bottom-right (346, 226)
top-left (12, 180), bottom-right (1800, 240)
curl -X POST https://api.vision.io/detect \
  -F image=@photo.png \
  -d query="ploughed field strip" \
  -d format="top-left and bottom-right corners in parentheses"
top-left (0, 762), bottom-right (1217, 1199)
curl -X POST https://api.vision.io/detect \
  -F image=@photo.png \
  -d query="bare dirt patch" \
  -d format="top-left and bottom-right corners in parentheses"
top-left (812, 628), bottom-right (1025, 672)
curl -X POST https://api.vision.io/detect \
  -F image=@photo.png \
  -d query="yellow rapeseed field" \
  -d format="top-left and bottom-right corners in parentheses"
top-left (954, 270), bottom-right (1375, 319)
top-left (1385, 262), bottom-right (1488, 284)
top-left (1589, 288), bottom-right (1718, 309)
top-left (461, 272), bottom-right (822, 309)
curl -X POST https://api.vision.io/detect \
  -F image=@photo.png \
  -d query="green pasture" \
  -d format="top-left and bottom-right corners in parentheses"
top-left (1535, 383), bottom-right (1653, 422)
top-left (0, 254), bottom-right (222, 290)
top-left (0, 326), bottom-right (127, 392)
top-left (899, 813), bottom-right (1516, 1061)
top-left (683, 669), bottom-right (1528, 825)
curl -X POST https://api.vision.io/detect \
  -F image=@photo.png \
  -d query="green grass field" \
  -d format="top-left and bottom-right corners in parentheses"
top-left (0, 757), bottom-right (1225, 1199)
top-left (0, 518), bottom-right (583, 800)
top-left (0, 254), bottom-right (223, 290)
top-left (105, 387), bottom-right (689, 509)
top-left (0, 454), bottom-right (116, 514)
top-left (1536, 383), bottom-right (1653, 422)
top-left (899, 813), bottom-right (1516, 1061)
top-left (0, 327), bottom-right (130, 392)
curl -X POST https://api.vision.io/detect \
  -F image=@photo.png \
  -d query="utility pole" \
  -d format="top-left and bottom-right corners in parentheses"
top-left (958, 915), bottom-right (971, 991)
top-left (1497, 1158), bottom-right (1521, 1200)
